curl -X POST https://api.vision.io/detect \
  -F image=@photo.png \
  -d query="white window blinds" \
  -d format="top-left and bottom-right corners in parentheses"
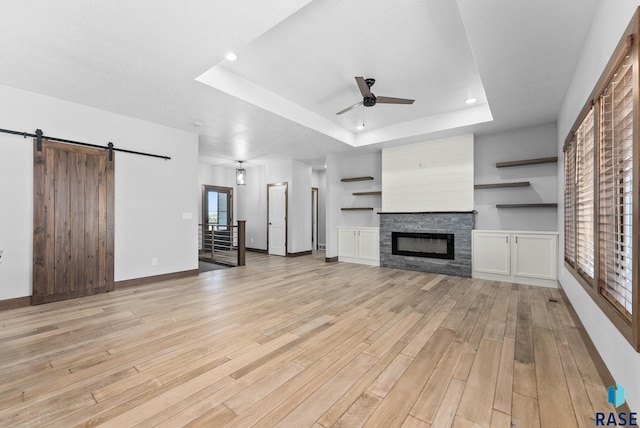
top-left (564, 142), bottom-right (576, 266)
top-left (575, 109), bottom-right (595, 281)
top-left (598, 52), bottom-right (634, 318)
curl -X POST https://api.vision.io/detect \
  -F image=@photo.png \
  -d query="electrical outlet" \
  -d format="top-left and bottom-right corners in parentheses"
top-left (152, 258), bottom-right (158, 266)
top-left (251, 238), bottom-right (254, 243)
top-left (0, 250), bottom-right (3, 265)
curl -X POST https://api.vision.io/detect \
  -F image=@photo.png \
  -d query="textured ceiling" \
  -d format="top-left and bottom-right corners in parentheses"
top-left (0, 0), bottom-right (598, 169)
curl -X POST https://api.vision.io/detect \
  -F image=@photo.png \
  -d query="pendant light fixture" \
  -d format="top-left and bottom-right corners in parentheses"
top-left (236, 160), bottom-right (246, 185)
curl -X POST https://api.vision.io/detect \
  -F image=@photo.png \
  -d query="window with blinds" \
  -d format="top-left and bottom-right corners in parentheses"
top-left (563, 17), bottom-right (639, 349)
top-left (564, 142), bottom-right (576, 266)
top-left (575, 109), bottom-right (595, 281)
top-left (598, 51), bottom-right (634, 319)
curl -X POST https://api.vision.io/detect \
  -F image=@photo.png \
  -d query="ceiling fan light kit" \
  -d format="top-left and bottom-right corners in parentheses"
top-left (336, 76), bottom-right (415, 115)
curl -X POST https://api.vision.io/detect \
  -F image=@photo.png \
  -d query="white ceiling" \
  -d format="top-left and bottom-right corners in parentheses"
top-left (0, 0), bottom-right (598, 169)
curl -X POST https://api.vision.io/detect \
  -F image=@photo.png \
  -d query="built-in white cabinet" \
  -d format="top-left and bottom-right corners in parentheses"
top-left (338, 227), bottom-right (380, 266)
top-left (473, 232), bottom-right (511, 276)
top-left (472, 230), bottom-right (558, 287)
top-left (338, 228), bottom-right (358, 259)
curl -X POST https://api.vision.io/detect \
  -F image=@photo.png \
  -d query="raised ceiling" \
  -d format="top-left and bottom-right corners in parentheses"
top-left (0, 0), bottom-right (598, 168)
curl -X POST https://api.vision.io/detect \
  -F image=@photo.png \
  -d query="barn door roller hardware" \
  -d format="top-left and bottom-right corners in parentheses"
top-left (0, 127), bottom-right (171, 161)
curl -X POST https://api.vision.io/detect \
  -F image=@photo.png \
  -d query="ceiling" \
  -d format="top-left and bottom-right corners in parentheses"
top-left (0, 0), bottom-right (598, 169)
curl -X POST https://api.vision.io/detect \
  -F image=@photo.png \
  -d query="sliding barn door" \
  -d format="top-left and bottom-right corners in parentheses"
top-left (33, 140), bottom-right (114, 304)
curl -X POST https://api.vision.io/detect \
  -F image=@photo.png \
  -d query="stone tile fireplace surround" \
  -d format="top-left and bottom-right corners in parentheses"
top-left (379, 212), bottom-right (475, 277)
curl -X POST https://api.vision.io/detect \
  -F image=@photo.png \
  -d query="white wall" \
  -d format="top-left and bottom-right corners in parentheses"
top-left (474, 123), bottom-right (557, 231)
top-left (325, 152), bottom-right (342, 259)
top-left (197, 164), bottom-right (236, 224)
top-left (0, 128), bottom-right (32, 300)
top-left (324, 151), bottom-right (382, 258)
top-left (256, 159), bottom-right (314, 254)
top-left (339, 152), bottom-right (382, 225)
top-left (312, 170), bottom-right (327, 247)
top-left (202, 159), bottom-right (314, 253)
top-left (557, 0), bottom-right (640, 412)
top-left (266, 160), bottom-right (293, 254)
top-left (237, 165), bottom-right (267, 250)
top-left (0, 84), bottom-right (198, 299)
top-left (382, 135), bottom-right (474, 212)
top-left (291, 160), bottom-right (312, 253)
top-left (319, 171), bottom-right (327, 247)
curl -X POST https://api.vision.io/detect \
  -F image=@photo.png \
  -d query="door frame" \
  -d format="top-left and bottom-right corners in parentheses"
top-left (311, 187), bottom-right (318, 250)
top-left (202, 185), bottom-right (234, 256)
top-left (202, 185), bottom-right (233, 227)
top-left (267, 182), bottom-right (288, 255)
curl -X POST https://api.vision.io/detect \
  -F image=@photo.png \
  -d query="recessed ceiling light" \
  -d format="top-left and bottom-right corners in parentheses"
top-left (192, 121), bottom-right (203, 127)
top-left (465, 97), bottom-right (477, 105)
top-left (225, 52), bottom-right (238, 61)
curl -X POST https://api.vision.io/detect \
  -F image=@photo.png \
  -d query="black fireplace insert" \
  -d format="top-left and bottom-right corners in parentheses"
top-left (391, 232), bottom-right (454, 260)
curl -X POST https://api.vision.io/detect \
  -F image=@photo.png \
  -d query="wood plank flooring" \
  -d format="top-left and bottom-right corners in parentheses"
top-left (0, 252), bottom-right (616, 427)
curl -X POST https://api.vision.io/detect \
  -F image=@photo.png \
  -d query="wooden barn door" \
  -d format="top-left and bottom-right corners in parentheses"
top-left (33, 140), bottom-right (114, 304)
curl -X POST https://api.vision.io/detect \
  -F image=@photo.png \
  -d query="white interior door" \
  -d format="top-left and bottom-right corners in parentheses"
top-left (268, 183), bottom-right (287, 256)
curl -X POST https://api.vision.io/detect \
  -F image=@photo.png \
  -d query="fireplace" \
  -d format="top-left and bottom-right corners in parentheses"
top-left (392, 232), bottom-right (454, 260)
top-left (379, 212), bottom-right (475, 277)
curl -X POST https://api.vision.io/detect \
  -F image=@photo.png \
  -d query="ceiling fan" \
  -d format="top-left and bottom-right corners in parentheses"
top-left (336, 76), bottom-right (415, 115)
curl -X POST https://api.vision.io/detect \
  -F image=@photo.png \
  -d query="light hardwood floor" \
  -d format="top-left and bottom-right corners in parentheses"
top-left (0, 252), bottom-right (616, 427)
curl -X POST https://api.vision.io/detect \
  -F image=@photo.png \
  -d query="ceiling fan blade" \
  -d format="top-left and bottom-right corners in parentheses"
top-left (336, 101), bottom-right (363, 115)
top-left (355, 77), bottom-right (373, 98)
top-left (376, 96), bottom-right (415, 104)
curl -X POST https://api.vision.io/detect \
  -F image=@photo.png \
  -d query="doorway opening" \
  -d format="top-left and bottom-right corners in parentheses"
top-left (201, 185), bottom-right (234, 262)
top-left (203, 185), bottom-right (232, 228)
top-left (311, 187), bottom-right (318, 251)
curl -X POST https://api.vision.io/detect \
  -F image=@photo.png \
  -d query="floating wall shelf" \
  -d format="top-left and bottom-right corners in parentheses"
top-left (496, 203), bottom-right (558, 209)
top-left (341, 207), bottom-right (374, 211)
top-left (353, 191), bottom-right (382, 196)
top-left (474, 181), bottom-right (530, 190)
top-left (495, 156), bottom-right (558, 168)
top-left (341, 176), bottom-right (374, 182)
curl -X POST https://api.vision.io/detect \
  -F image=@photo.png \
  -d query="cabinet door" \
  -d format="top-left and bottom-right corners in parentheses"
top-left (338, 228), bottom-right (358, 259)
top-left (357, 229), bottom-right (380, 262)
top-left (513, 234), bottom-right (557, 280)
top-left (473, 232), bottom-right (510, 275)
